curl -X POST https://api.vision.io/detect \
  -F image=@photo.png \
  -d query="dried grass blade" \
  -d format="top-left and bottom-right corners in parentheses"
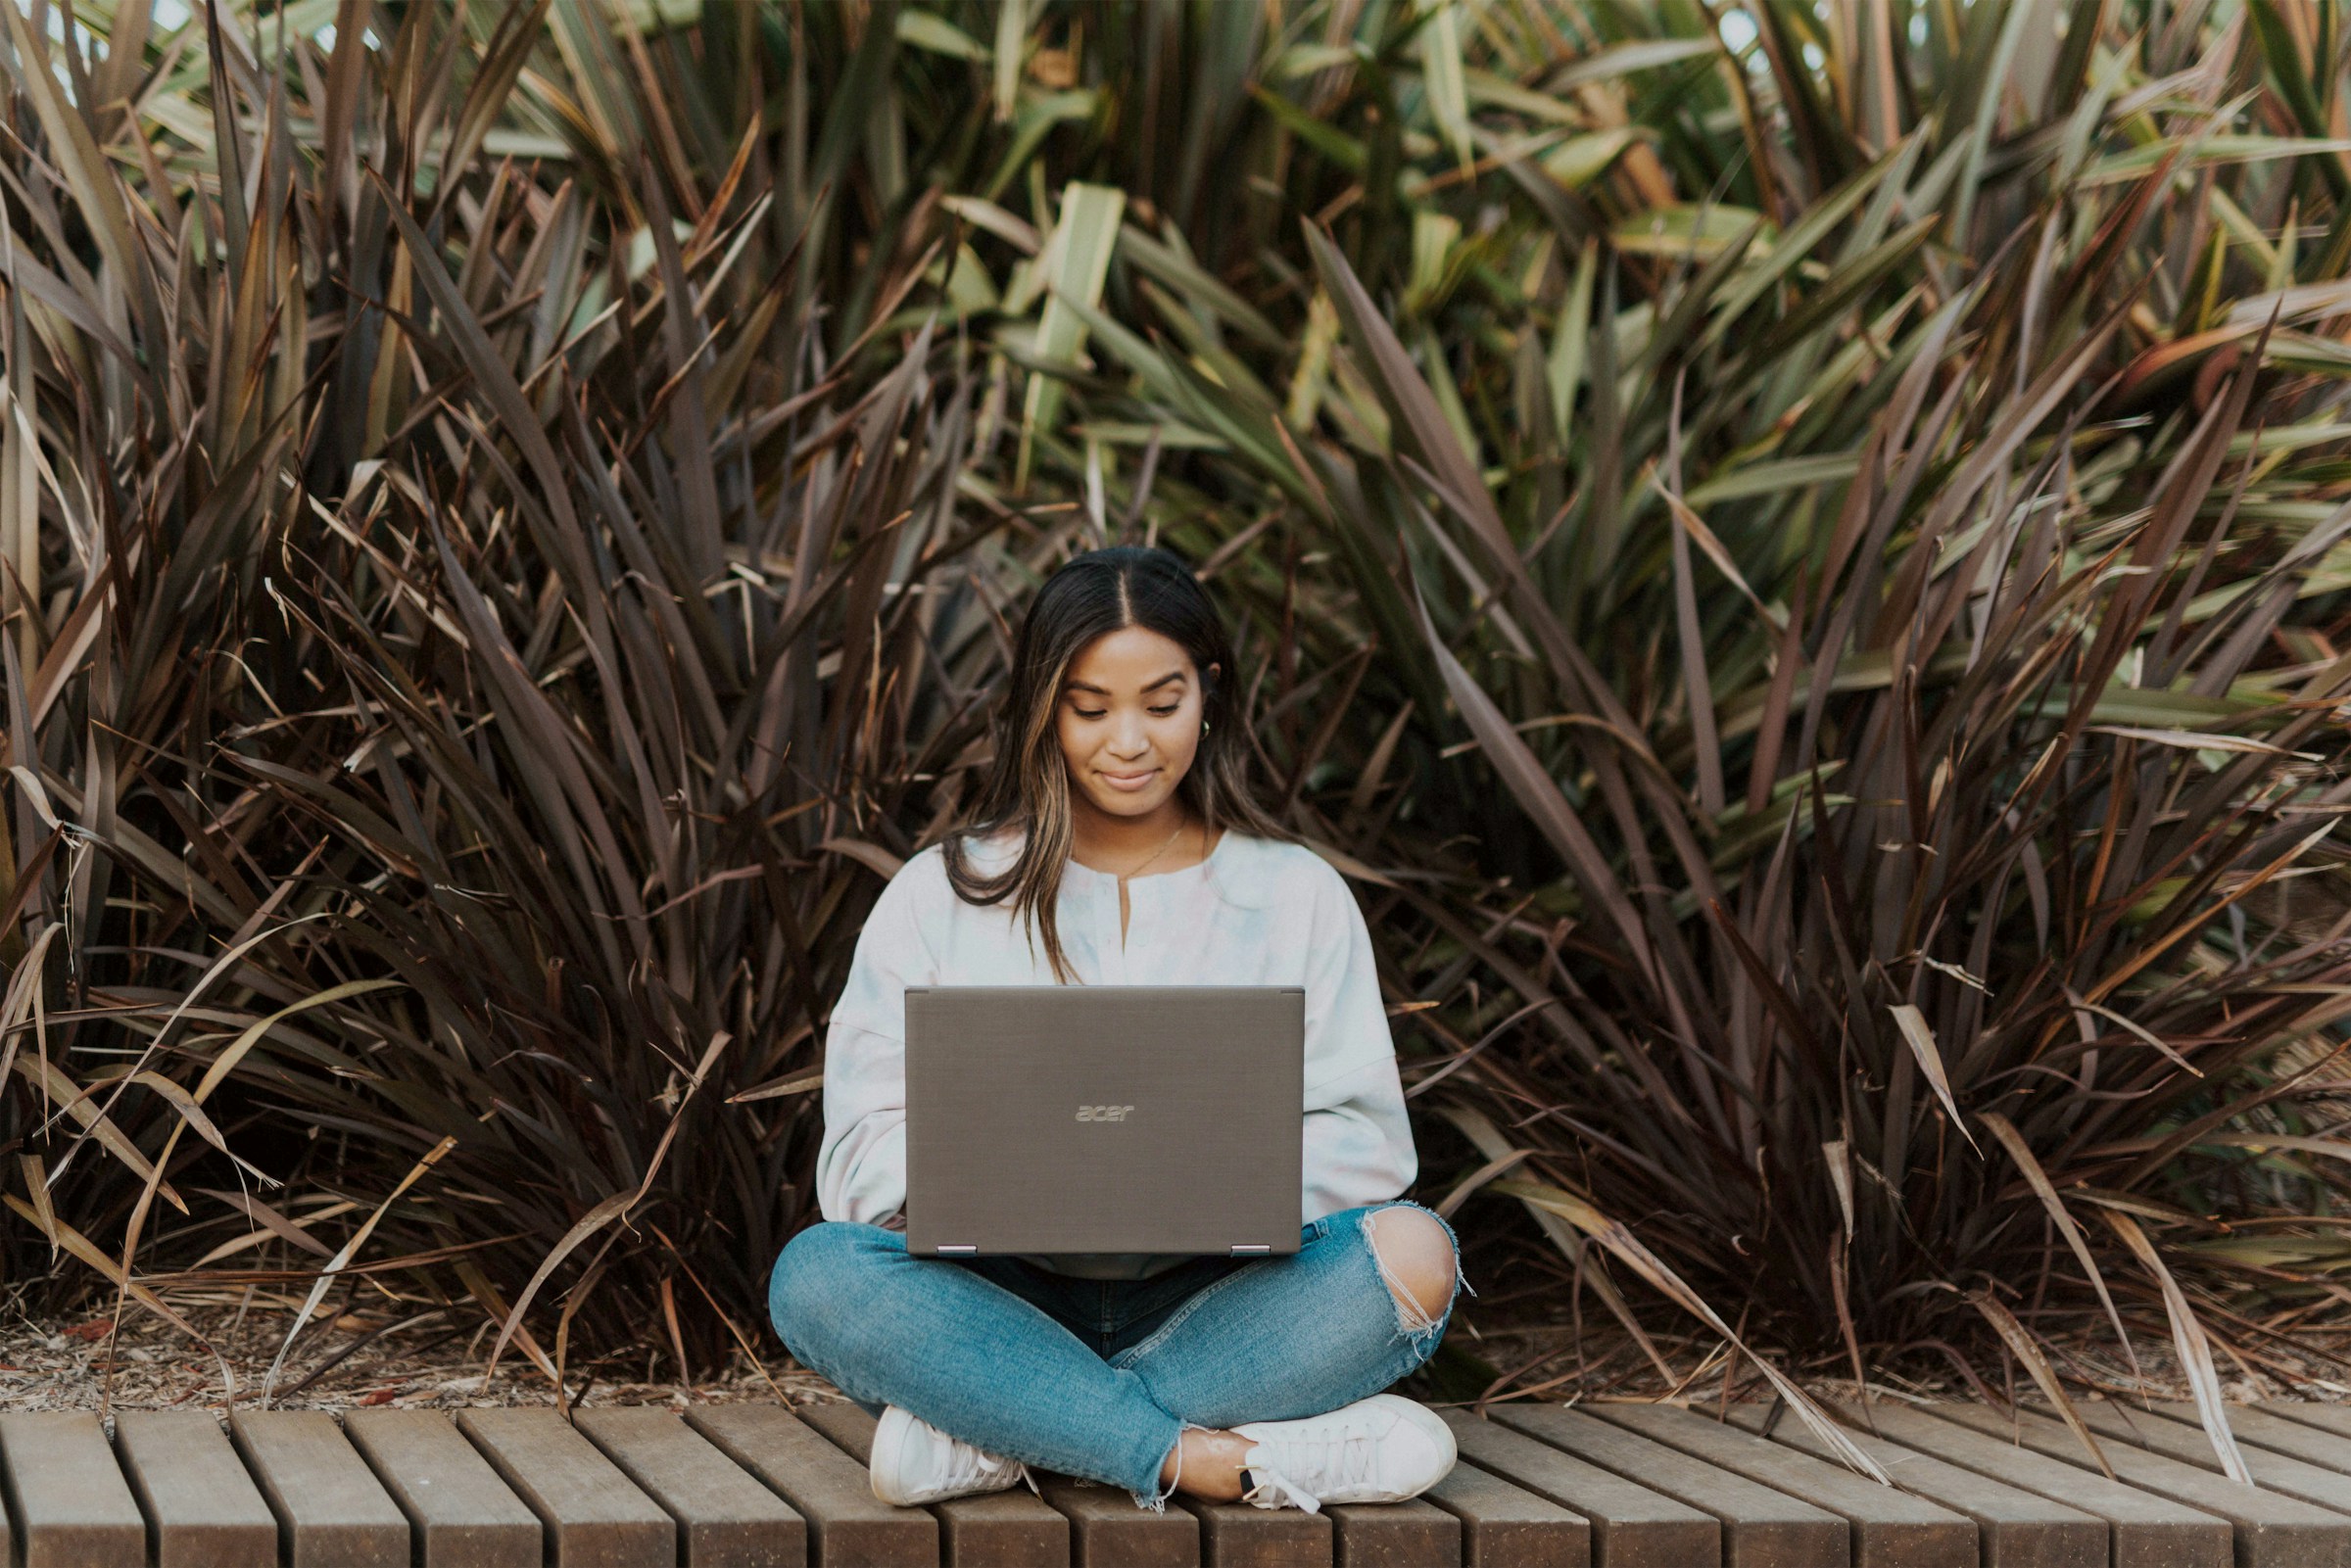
top-left (1494, 1177), bottom-right (1890, 1483)
top-left (122, 1072), bottom-right (271, 1184)
top-left (1823, 1140), bottom-right (1855, 1237)
top-left (726, 1069), bottom-right (823, 1105)
top-left (1435, 1103), bottom-right (1674, 1382)
top-left (1969, 1290), bottom-right (2114, 1478)
top-left (2104, 1211), bottom-right (2253, 1484)
top-left (1828, 1234), bottom-right (1870, 1416)
top-left (263, 1136), bottom-right (459, 1402)
top-left (2065, 986), bottom-right (2204, 1077)
top-left (817, 838), bottom-right (906, 880)
top-left (651, 1222), bottom-right (790, 1403)
top-left (13, 1053), bottom-right (183, 1212)
top-left (1435, 1149), bottom-right (1532, 1221)
top-left (17, 1153), bottom-right (52, 1261)
top-left (195, 1187), bottom-right (337, 1260)
top-left (1656, 482), bottom-right (1779, 628)
top-left (192, 978), bottom-right (405, 1104)
top-left (453, 1259), bottom-right (560, 1386)
top-left (45, 912), bottom-right (334, 1192)
top-left (1978, 1110), bottom-right (2139, 1376)
top-left (0, 919), bottom-right (61, 1092)
top-left (1888, 1004), bottom-right (1981, 1153)
top-left (480, 1031), bottom-right (731, 1385)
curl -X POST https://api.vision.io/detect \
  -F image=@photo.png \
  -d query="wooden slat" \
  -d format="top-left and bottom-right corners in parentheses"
top-left (1853, 1404), bottom-right (2229, 1568)
top-left (575, 1408), bottom-right (807, 1568)
top-left (1326, 1499), bottom-right (1460, 1568)
top-left (1591, 1406), bottom-right (1975, 1568)
top-left (1033, 1476), bottom-right (1198, 1568)
top-left (229, 1411), bottom-right (408, 1568)
top-left (1492, 1405), bottom-right (1847, 1568)
top-left (1038, 1476), bottom-right (1203, 1568)
top-left (114, 1412), bottom-right (279, 1568)
top-left (2067, 1402), bottom-right (2351, 1515)
top-left (1418, 1463), bottom-right (1588, 1568)
top-left (2231, 1406), bottom-right (2351, 1473)
top-left (1724, 1404), bottom-right (2105, 1568)
top-left (2229, 1401), bottom-right (2351, 1476)
top-left (690, 1404), bottom-right (938, 1568)
top-left (1926, 1403), bottom-right (2351, 1568)
top-left (796, 1400), bottom-right (1067, 1568)
top-left (1441, 1410), bottom-right (1716, 1568)
top-left (1176, 1497), bottom-right (1330, 1568)
top-left (343, 1408), bottom-right (543, 1568)
top-left (2259, 1404), bottom-right (2351, 1448)
top-left (456, 1409), bottom-right (674, 1568)
top-left (0, 1411), bottom-right (146, 1568)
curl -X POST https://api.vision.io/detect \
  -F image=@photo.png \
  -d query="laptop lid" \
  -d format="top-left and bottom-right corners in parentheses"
top-left (903, 985), bottom-right (1304, 1258)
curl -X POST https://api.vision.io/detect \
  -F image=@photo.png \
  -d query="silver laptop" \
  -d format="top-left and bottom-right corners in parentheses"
top-left (903, 985), bottom-right (1304, 1258)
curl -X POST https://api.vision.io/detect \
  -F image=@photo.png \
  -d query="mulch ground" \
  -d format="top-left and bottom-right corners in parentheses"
top-left (7, 1276), bottom-right (2348, 1418)
top-left (0, 1285), bottom-right (833, 1415)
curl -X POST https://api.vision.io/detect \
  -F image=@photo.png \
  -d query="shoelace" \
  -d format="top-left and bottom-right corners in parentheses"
top-left (941, 1440), bottom-right (1034, 1497)
top-left (937, 1432), bottom-right (1041, 1499)
top-left (1240, 1464), bottom-right (1322, 1514)
top-left (1240, 1415), bottom-right (1389, 1513)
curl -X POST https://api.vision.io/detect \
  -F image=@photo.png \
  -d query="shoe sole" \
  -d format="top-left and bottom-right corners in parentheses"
top-left (868, 1406), bottom-right (920, 1506)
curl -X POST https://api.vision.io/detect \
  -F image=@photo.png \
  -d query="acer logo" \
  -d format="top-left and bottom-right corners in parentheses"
top-left (1076, 1105), bottom-right (1134, 1122)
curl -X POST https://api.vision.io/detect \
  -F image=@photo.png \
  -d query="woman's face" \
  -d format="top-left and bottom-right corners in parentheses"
top-left (1055, 626), bottom-right (1219, 822)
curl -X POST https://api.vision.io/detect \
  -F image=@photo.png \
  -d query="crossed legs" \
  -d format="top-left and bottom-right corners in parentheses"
top-left (769, 1202), bottom-right (1464, 1505)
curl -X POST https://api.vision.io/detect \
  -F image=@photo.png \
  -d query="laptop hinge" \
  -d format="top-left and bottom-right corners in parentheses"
top-left (936, 1245), bottom-right (978, 1255)
top-left (1229, 1244), bottom-right (1272, 1256)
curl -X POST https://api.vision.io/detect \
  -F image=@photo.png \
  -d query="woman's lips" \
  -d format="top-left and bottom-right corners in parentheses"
top-left (1099, 769), bottom-right (1158, 791)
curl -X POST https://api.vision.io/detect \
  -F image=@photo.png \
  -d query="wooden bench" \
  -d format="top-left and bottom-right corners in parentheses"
top-left (0, 1400), bottom-right (2347, 1568)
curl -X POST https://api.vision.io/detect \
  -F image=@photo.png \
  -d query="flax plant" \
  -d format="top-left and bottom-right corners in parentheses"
top-left (2, 0), bottom-right (2351, 1431)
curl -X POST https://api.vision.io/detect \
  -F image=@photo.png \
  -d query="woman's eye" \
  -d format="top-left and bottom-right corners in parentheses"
top-left (1150, 705), bottom-right (1178, 716)
top-left (1074, 709), bottom-right (1106, 720)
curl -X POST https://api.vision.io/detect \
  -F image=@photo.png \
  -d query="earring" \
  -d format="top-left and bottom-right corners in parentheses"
top-left (1202, 720), bottom-right (1211, 734)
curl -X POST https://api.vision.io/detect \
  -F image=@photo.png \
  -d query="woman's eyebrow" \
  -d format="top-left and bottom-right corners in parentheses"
top-left (1064, 671), bottom-right (1189, 695)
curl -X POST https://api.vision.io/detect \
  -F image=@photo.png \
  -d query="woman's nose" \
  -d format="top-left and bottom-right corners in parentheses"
top-left (1109, 713), bottom-right (1150, 753)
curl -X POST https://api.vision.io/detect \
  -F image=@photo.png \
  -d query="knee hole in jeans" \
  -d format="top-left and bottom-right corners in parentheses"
top-left (1363, 1204), bottom-right (1464, 1340)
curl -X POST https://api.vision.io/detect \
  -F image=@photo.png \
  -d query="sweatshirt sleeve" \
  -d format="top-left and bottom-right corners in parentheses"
top-left (1298, 857), bottom-right (1418, 1221)
top-left (814, 856), bottom-right (940, 1225)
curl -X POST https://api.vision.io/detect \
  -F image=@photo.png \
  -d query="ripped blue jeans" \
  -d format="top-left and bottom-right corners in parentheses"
top-left (769, 1201), bottom-right (1466, 1508)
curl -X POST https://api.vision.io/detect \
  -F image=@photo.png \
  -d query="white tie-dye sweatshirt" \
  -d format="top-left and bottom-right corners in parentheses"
top-left (815, 827), bottom-right (1419, 1278)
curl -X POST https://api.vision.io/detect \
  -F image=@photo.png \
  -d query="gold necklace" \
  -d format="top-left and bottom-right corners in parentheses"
top-left (1112, 818), bottom-right (1192, 881)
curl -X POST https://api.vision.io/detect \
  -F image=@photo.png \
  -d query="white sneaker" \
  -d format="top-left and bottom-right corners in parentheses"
top-left (868, 1404), bottom-right (1034, 1506)
top-left (1230, 1395), bottom-right (1457, 1512)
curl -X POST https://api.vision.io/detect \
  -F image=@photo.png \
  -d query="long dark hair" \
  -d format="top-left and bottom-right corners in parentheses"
top-left (940, 546), bottom-right (1297, 981)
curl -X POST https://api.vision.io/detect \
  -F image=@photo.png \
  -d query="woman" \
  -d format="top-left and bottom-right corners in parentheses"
top-left (769, 546), bottom-right (1465, 1515)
